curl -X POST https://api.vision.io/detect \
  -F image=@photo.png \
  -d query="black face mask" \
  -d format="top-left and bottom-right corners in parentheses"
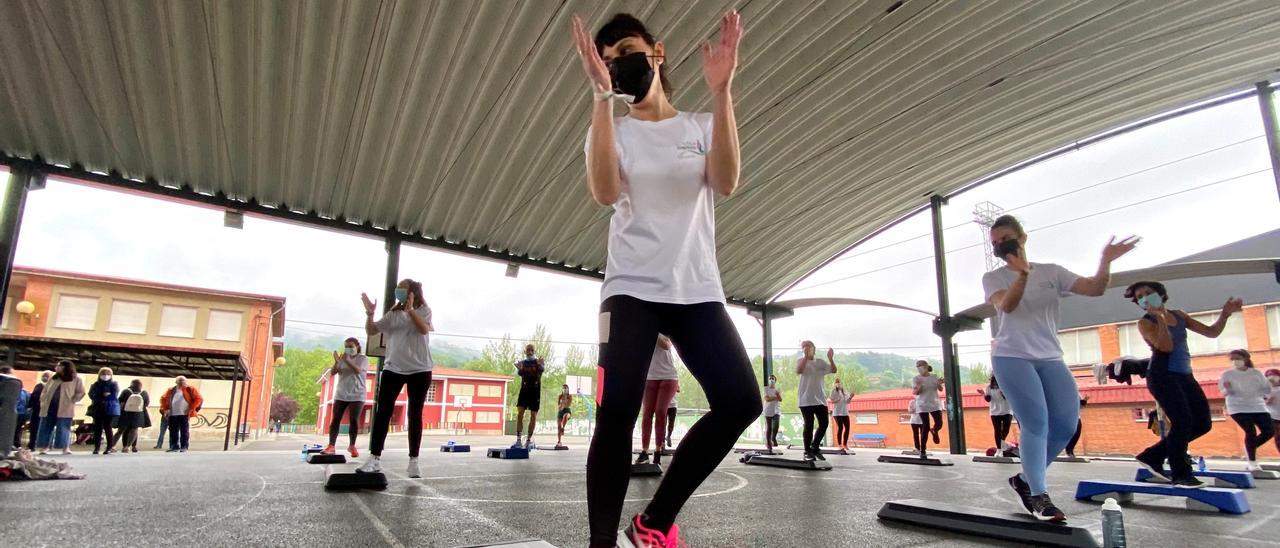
top-left (608, 52), bottom-right (655, 104)
top-left (993, 239), bottom-right (1021, 260)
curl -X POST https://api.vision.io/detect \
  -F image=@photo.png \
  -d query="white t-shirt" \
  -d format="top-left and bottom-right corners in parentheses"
top-left (797, 358), bottom-right (832, 407)
top-left (986, 386), bottom-right (1011, 416)
top-left (829, 389), bottom-right (851, 417)
top-left (907, 400), bottom-right (922, 424)
top-left (982, 263), bottom-right (1081, 360)
top-left (1219, 368), bottom-right (1271, 415)
top-left (913, 375), bottom-right (943, 413)
top-left (334, 355), bottom-right (369, 402)
top-left (1267, 385), bottom-right (1280, 421)
top-left (586, 112), bottom-right (725, 305)
top-left (668, 397), bottom-right (677, 409)
top-left (375, 305), bottom-right (434, 374)
top-left (647, 344), bottom-right (679, 381)
top-left (170, 389), bottom-right (188, 416)
top-left (763, 386), bottom-right (781, 417)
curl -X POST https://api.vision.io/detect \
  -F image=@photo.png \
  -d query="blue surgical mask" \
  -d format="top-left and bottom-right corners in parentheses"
top-left (1140, 293), bottom-right (1164, 310)
top-left (394, 288), bottom-right (408, 303)
top-left (345, 347), bottom-right (357, 356)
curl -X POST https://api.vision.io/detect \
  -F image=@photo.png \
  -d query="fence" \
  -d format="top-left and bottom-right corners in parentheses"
top-left (525, 411), bottom-right (828, 446)
top-left (275, 423), bottom-right (317, 434)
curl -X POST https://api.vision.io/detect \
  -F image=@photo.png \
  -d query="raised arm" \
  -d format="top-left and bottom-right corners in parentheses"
top-left (572, 15), bottom-right (622, 206)
top-left (826, 348), bottom-right (837, 374)
top-left (702, 11), bottom-right (743, 196)
top-left (1183, 298), bottom-right (1243, 338)
top-left (362, 293), bottom-right (380, 336)
top-left (1071, 236), bottom-right (1139, 296)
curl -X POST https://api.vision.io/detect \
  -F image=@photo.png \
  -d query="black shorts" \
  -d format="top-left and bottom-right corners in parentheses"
top-left (558, 408), bottom-right (572, 419)
top-left (518, 388), bottom-right (541, 411)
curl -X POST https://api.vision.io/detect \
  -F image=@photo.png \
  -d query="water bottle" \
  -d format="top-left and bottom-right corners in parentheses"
top-left (1197, 456), bottom-right (1207, 473)
top-left (1101, 497), bottom-right (1127, 548)
top-left (299, 444), bottom-right (307, 462)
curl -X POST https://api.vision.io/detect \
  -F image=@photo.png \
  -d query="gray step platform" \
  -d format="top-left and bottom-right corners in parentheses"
top-left (1262, 463), bottom-right (1280, 472)
top-left (733, 447), bottom-right (783, 454)
top-left (742, 454), bottom-right (832, 470)
top-left (878, 454), bottom-right (954, 466)
top-left (877, 499), bottom-right (1100, 547)
top-left (631, 463), bottom-right (663, 476)
top-left (440, 444), bottom-right (471, 452)
top-left (453, 539), bottom-right (558, 548)
top-left (973, 455), bottom-right (1019, 464)
top-left (307, 453), bottom-right (346, 464)
top-left (488, 447), bottom-right (530, 459)
top-left (1251, 469), bottom-right (1279, 480)
top-left (1055, 456), bottom-right (1090, 463)
top-left (536, 445), bottom-right (569, 451)
top-left (324, 468), bottom-right (388, 491)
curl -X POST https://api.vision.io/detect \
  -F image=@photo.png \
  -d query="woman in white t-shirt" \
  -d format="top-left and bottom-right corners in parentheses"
top-left (907, 400), bottom-right (924, 456)
top-left (573, 11), bottom-right (755, 547)
top-left (796, 341), bottom-right (837, 461)
top-left (356, 279), bottom-right (434, 478)
top-left (978, 375), bottom-right (1013, 457)
top-left (324, 337), bottom-right (369, 458)
top-left (636, 335), bottom-right (679, 466)
top-left (982, 214), bottom-right (1136, 522)
top-left (763, 375), bottom-right (782, 451)
top-left (829, 379), bottom-right (852, 454)
top-left (1219, 350), bottom-right (1275, 471)
top-left (912, 361), bottom-right (944, 457)
top-left (1266, 369), bottom-right (1280, 456)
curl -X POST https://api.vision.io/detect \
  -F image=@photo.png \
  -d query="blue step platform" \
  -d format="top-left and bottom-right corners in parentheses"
top-left (1075, 480), bottom-right (1249, 514)
top-left (441, 444), bottom-right (471, 453)
top-left (488, 447), bottom-right (530, 459)
top-left (1135, 468), bottom-right (1255, 489)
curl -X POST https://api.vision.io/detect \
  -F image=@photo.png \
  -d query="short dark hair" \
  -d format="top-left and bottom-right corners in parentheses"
top-left (990, 215), bottom-right (1025, 238)
top-left (0, 365), bottom-right (12, 375)
top-left (594, 13), bottom-right (673, 99)
top-left (1123, 281), bottom-right (1168, 304)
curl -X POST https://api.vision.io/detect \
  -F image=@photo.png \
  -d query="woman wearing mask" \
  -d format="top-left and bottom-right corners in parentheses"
top-left (763, 375), bottom-right (782, 452)
top-left (26, 370), bottom-right (52, 450)
top-left (1125, 281), bottom-right (1241, 487)
top-left (88, 367), bottom-right (120, 455)
top-left (978, 375), bottom-right (1013, 457)
top-left (907, 400), bottom-right (925, 456)
top-left (796, 342), bottom-right (837, 462)
top-left (324, 337), bottom-right (369, 458)
top-left (829, 379), bottom-right (852, 454)
top-left (912, 361), bottom-right (944, 457)
top-left (636, 335), bottom-right (679, 466)
top-left (1266, 369), bottom-right (1280, 455)
top-left (1219, 349), bottom-right (1274, 471)
top-left (983, 214), bottom-right (1137, 521)
top-left (573, 11), bottom-right (757, 547)
top-left (114, 379), bottom-right (150, 453)
top-left (357, 279), bottom-right (433, 478)
top-left (36, 360), bottom-right (86, 455)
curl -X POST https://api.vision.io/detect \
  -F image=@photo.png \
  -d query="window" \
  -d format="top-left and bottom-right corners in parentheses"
top-left (897, 413), bottom-right (914, 424)
top-left (477, 411), bottom-right (501, 424)
top-left (1186, 312), bottom-right (1247, 355)
top-left (1268, 305), bottom-right (1279, 349)
top-left (449, 383), bottom-right (474, 397)
top-left (855, 413), bottom-right (878, 425)
top-left (1131, 408), bottom-right (1151, 422)
top-left (477, 385), bottom-right (501, 397)
top-left (107, 300), bottom-right (149, 334)
top-left (158, 305), bottom-right (198, 338)
top-left (206, 309), bottom-right (243, 341)
top-left (1210, 405), bottom-right (1227, 422)
top-left (1117, 322), bottom-right (1146, 357)
top-left (1059, 328), bottom-right (1102, 365)
top-left (446, 410), bottom-right (474, 423)
top-left (426, 384), bottom-right (438, 403)
top-left (54, 295), bottom-right (99, 330)
top-left (1, 298), bottom-right (8, 330)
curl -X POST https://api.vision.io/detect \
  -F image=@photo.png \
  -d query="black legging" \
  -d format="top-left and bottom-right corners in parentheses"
top-left (587, 296), bottom-right (761, 547)
top-left (911, 424), bottom-right (924, 452)
top-left (917, 410), bottom-right (942, 453)
top-left (329, 400), bottom-right (365, 447)
top-left (833, 415), bottom-right (851, 447)
top-left (765, 414), bottom-right (780, 447)
top-left (1065, 419), bottom-right (1083, 455)
top-left (1231, 412), bottom-right (1275, 461)
top-left (800, 405), bottom-right (829, 454)
top-left (991, 414), bottom-right (1013, 450)
top-left (666, 406), bottom-right (677, 444)
top-left (91, 412), bottom-right (115, 452)
top-left (1138, 361), bottom-right (1212, 479)
top-left (369, 370), bottom-right (430, 458)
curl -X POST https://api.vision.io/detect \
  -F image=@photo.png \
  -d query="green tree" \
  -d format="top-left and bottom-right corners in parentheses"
top-left (272, 347), bottom-right (340, 424)
top-left (966, 363), bottom-right (991, 385)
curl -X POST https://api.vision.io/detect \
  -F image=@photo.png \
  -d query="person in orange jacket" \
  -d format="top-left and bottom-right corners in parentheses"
top-left (159, 376), bottom-right (203, 453)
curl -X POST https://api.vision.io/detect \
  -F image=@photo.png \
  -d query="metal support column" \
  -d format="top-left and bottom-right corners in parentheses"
top-left (370, 235), bottom-right (401, 424)
top-left (223, 365), bottom-right (239, 451)
top-left (929, 195), bottom-right (965, 455)
top-left (0, 168), bottom-right (37, 327)
top-left (233, 373), bottom-right (248, 446)
top-left (761, 306), bottom-right (774, 384)
top-left (1257, 82), bottom-right (1280, 201)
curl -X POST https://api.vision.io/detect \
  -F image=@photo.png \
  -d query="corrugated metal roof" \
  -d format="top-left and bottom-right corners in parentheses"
top-left (3, 1), bottom-right (1280, 304)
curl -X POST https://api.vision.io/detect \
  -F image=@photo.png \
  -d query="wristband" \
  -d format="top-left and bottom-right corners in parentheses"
top-left (593, 89), bottom-right (634, 103)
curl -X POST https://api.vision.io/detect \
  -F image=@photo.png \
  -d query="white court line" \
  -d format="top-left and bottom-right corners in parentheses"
top-left (350, 492), bottom-right (407, 548)
top-left (374, 470), bottom-right (749, 504)
top-left (266, 470), bottom-right (582, 486)
top-left (170, 472), bottom-right (268, 541)
top-left (1237, 508), bottom-right (1280, 536)
top-left (383, 469), bottom-right (524, 538)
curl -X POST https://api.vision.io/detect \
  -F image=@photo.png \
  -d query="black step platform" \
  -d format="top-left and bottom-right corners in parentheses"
top-left (440, 444), bottom-right (471, 452)
top-left (878, 454), bottom-right (954, 466)
top-left (535, 445), bottom-right (569, 451)
top-left (973, 455), bottom-right (1019, 464)
top-left (742, 454), bottom-right (832, 470)
top-left (488, 447), bottom-right (530, 459)
top-left (324, 468), bottom-right (388, 491)
top-left (878, 499), bottom-right (1100, 547)
top-left (631, 463), bottom-right (663, 476)
top-left (732, 447), bottom-right (783, 455)
top-left (1055, 456), bottom-right (1089, 463)
top-left (632, 449), bottom-right (674, 456)
top-left (307, 453), bottom-right (346, 464)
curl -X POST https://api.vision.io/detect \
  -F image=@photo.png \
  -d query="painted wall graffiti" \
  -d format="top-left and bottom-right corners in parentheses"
top-left (191, 412), bottom-right (230, 429)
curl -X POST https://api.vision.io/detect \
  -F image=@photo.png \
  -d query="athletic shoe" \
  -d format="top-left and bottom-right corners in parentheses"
top-left (1065, 452), bottom-right (1076, 458)
top-left (321, 445), bottom-right (336, 455)
top-left (814, 451), bottom-right (826, 461)
top-left (618, 514), bottom-right (682, 548)
top-left (180, 449), bottom-right (187, 453)
top-left (1171, 476), bottom-right (1207, 489)
top-left (348, 445), bottom-right (360, 458)
top-left (511, 437), bottom-right (523, 450)
top-left (92, 450), bottom-right (100, 455)
top-left (132, 448), bottom-right (138, 453)
top-left (356, 457), bottom-right (383, 474)
top-left (1246, 461), bottom-right (1261, 472)
top-left (1008, 474), bottom-right (1035, 514)
top-left (666, 439), bottom-right (672, 448)
top-left (802, 452), bottom-right (816, 462)
top-left (526, 437), bottom-right (537, 450)
top-left (61, 449), bottom-right (73, 455)
top-left (1135, 452), bottom-right (1169, 482)
top-left (407, 458), bottom-right (421, 478)
top-left (994, 449), bottom-right (1004, 458)
top-left (166, 448), bottom-right (178, 453)
top-left (1028, 494), bottom-right (1066, 522)
top-left (635, 452), bottom-right (650, 465)
top-left (931, 429), bottom-right (940, 444)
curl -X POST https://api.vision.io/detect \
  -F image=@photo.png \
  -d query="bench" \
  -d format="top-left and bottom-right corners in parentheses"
top-left (852, 433), bottom-right (886, 448)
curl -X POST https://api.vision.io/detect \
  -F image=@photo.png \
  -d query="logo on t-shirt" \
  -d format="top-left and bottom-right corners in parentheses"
top-left (677, 140), bottom-right (708, 158)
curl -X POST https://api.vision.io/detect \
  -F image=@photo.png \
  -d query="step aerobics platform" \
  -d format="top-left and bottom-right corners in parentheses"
top-left (488, 447), bottom-right (530, 459)
top-left (877, 499), bottom-right (1101, 547)
top-left (878, 454), bottom-right (954, 466)
top-left (631, 463), bottom-right (663, 476)
top-left (741, 453), bottom-right (832, 470)
top-left (307, 453), bottom-right (346, 464)
top-left (324, 468), bottom-right (388, 491)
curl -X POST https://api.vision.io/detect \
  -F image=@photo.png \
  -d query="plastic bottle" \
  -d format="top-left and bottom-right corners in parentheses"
top-left (1101, 497), bottom-right (1127, 548)
top-left (300, 444), bottom-right (307, 462)
top-left (1198, 456), bottom-right (1207, 473)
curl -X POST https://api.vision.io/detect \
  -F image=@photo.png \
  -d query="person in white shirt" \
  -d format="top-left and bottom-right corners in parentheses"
top-left (1266, 368), bottom-right (1280, 457)
top-left (912, 361), bottom-right (944, 457)
top-left (982, 214), bottom-right (1137, 522)
top-left (978, 375), bottom-right (1013, 457)
top-left (907, 400), bottom-right (924, 456)
top-left (763, 375), bottom-right (782, 452)
top-left (324, 337), bottom-right (369, 458)
top-left (356, 279), bottom-right (434, 478)
top-left (828, 379), bottom-right (852, 454)
top-left (636, 335), bottom-right (679, 466)
top-left (666, 387), bottom-right (679, 449)
top-left (796, 341), bottom-right (836, 461)
top-left (1219, 349), bottom-right (1275, 471)
top-left (573, 11), bottom-right (755, 547)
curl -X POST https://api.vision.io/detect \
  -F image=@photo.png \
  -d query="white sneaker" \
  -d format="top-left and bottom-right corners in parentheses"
top-left (525, 437), bottom-right (536, 450)
top-left (1246, 461), bottom-right (1261, 472)
top-left (512, 436), bottom-right (523, 449)
top-left (995, 449), bottom-right (1004, 458)
top-left (407, 458), bottom-right (421, 478)
top-left (356, 457), bottom-right (382, 474)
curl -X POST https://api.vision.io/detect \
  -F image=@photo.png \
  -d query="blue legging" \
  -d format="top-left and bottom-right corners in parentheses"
top-left (992, 357), bottom-right (1080, 495)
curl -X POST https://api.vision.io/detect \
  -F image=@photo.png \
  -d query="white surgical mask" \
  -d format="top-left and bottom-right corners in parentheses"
top-left (917, 367), bottom-right (928, 375)
top-left (101, 375), bottom-right (111, 381)
top-left (1231, 359), bottom-right (1247, 370)
top-left (345, 347), bottom-right (357, 356)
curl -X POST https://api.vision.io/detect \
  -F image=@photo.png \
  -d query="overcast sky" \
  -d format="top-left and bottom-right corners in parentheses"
top-left (6, 94), bottom-right (1279, 371)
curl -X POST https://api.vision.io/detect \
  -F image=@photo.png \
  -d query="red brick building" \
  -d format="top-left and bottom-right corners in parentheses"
top-left (316, 367), bottom-right (512, 435)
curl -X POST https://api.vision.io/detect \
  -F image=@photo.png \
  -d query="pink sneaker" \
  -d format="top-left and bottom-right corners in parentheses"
top-left (619, 514), bottom-right (683, 548)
